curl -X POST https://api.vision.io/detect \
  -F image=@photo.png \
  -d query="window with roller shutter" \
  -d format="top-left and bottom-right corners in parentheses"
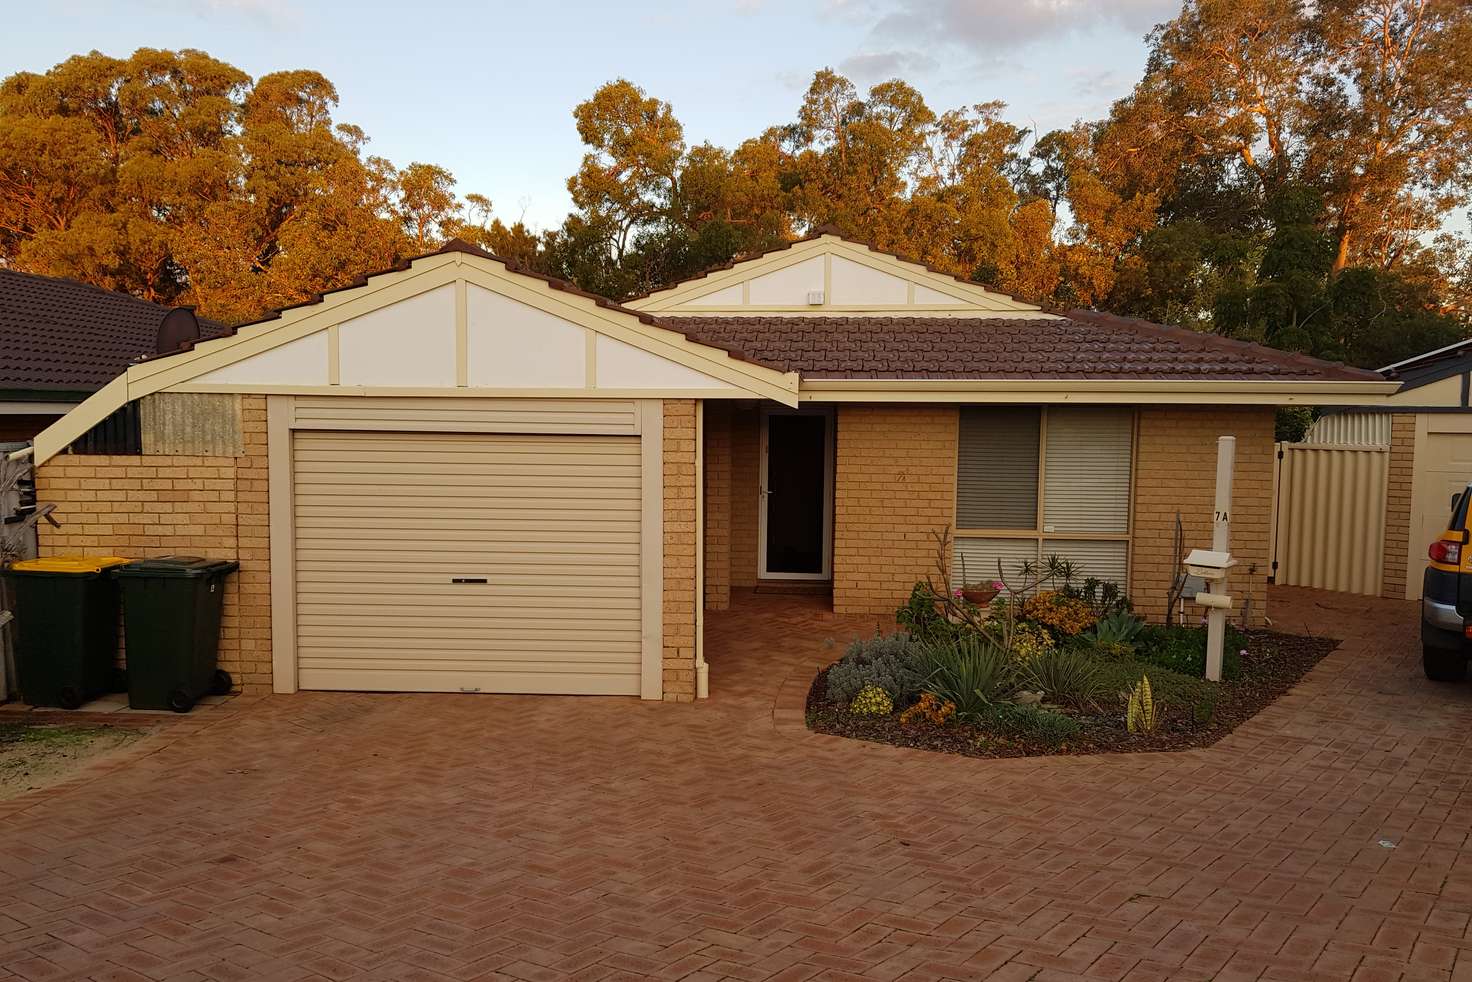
top-left (954, 407), bottom-right (1134, 589)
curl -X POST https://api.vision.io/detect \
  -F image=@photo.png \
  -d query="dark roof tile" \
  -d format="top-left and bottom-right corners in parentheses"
top-left (656, 313), bottom-right (1380, 382)
top-left (0, 269), bottom-right (228, 394)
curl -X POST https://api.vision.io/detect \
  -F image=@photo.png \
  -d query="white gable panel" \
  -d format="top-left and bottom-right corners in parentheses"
top-left (338, 284), bottom-right (456, 386)
top-left (595, 335), bottom-right (736, 390)
top-left (675, 283), bottom-right (744, 308)
top-left (914, 283), bottom-right (971, 305)
top-left (194, 332), bottom-right (329, 385)
top-left (466, 285), bottom-right (586, 387)
top-left (748, 257), bottom-right (824, 305)
top-left (829, 256), bottom-right (908, 305)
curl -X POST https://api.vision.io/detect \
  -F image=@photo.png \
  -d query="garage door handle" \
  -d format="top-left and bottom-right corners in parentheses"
top-left (451, 577), bottom-right (488, 584)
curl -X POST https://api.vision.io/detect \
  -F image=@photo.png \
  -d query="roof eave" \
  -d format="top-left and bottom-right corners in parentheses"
top-left (796, 378), bottom-right (1402, 405)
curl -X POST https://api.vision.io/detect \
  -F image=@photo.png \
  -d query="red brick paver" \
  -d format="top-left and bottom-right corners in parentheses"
top-left (3, 586), bottom-right (1471, 981)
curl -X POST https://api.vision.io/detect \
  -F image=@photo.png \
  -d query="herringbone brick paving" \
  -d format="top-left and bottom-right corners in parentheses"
top-left (3, 586), bottom-right (1471, 981)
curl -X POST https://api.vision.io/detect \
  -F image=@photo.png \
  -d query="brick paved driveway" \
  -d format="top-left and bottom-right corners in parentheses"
top-left (4, 587), bottom-right (1472, 982)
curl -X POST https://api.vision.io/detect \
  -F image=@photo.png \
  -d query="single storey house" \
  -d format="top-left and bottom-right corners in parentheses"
top-left (24, 230), bottom-right (1394, 701)
top-left (0, 268), bottom-right (226, 443)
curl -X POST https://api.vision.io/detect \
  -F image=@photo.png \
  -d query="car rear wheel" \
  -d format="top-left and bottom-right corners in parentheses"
top-left (1423, 644), bottom-right (1468, 682)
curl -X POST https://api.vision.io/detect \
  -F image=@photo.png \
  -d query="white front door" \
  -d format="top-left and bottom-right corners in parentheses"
top-left (758, 407), bottom-right (835, 580)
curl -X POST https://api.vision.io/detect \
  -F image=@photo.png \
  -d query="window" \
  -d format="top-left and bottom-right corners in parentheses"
top-left (954, 407), bottom-right (1134, 589)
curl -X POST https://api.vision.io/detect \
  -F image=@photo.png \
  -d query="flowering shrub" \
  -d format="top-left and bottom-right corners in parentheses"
top-left (850, 684), bottom-right (893, 716)
top-left (825, 633), bottom-right (923, 704)
top-left (1009, 623), bottom-right (1055, 663)
top-left (899, 692), bottom-right (956, 726)
top-left (1021, 591), bottom-right (1098, 636)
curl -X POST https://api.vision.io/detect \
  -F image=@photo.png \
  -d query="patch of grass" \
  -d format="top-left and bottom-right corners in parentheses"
top-left (1134, 624), bottom-right (1244, 680)
top-left (1092, 658), bottom-right (1220, 725)
top-left (0, 722), bottom-right (112, 748)
top-left (971, 703), bottom-right (1082, 744)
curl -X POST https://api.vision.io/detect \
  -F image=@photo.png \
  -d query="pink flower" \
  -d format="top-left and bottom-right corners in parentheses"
top-left (953, 589), bottom-right (963, 598)
top-left (1239, 649), bottom-right (1248, 657)
top-left (992, 581), bottom-right (1004, 590)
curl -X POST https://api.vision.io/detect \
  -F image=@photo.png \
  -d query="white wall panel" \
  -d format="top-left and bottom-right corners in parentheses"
top-left (914, 284), bottom-right (970, 305)
top-left (338, 284), bottom-right (456, 387)
top-left (195, 331), bottom-right (330, 386)
top-left (676, 283), bottom-right (744, 307)
top-left (467, 285), bottom-right (586, 387)
top-left (747, 257), bottom-right (824, 305)
top-left (595, 335), bottom-right (736, 390)
top-left (829, 256), bottom-right (908, 305)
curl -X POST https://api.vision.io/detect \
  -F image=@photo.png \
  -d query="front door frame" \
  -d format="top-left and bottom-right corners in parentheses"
top-left (758, 404), bottom-right (835, 580)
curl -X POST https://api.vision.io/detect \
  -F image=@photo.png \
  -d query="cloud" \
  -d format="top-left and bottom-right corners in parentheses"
top-left (838, 49), bottom-right (939, 83)
top-left (870, 0), bottom-right (1177, 50)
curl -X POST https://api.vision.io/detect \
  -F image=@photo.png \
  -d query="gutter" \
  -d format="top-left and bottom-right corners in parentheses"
top-left (795, 378), bottom-right (1401, 406)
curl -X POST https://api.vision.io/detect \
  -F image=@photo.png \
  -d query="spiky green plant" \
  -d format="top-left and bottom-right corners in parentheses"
top-left (1125, 675), bottom-right (1162, 734)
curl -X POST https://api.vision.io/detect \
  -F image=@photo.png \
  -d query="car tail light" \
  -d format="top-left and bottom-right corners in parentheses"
top-left (1430, 539), bottom-right (1462, 564)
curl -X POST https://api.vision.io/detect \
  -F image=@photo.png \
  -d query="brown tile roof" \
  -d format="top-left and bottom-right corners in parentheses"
top-left (0, 269), bottom-right (228, 396)
top-left (657, 311), bottom-right (1382, 382)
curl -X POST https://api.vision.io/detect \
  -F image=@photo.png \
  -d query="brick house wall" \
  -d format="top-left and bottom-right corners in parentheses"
top-left (1131, 406), bottom-right (1275, 627)
top-left (729, 405), bottom-right (760, 589)
top-left (832, 404), bottom-right (959, 615)
top-left (702, 402), bottom-right (732, 611)
top-left (662, 399), bottom-right (698, 701)
top-left (33, 395), bottom-right (273, 690)
top-left (1381, 412), bottom-right (1416, 600)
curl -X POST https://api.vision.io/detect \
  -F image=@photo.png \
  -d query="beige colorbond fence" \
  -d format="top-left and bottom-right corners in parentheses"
top-left (1271, 441), bottom-right (1389, 596)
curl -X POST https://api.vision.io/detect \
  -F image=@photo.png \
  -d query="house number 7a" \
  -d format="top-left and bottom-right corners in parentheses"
top-left (1215, 510), bottom-right (1229, 522)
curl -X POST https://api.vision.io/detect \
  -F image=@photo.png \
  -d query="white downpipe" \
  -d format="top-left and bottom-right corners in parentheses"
top-left (1205, 436), bottom-right (1235, 682)
top-left (694, 401), bottom-right (709, 699)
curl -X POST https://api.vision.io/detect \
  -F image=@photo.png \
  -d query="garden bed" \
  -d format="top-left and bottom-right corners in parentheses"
top-left (806, 563), bottom-right (1340, 759)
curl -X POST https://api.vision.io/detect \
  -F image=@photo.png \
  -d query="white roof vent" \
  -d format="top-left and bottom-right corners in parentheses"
top-left (806, 290), bottom-right (825, 306)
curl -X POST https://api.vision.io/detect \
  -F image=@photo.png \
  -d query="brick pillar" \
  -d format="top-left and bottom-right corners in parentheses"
top-left (1381, 412), bottom-right (1416, 601)
top-left (662, 400), bottom-right (698, 701)
top-left (730, 405), bottom-right (759, 589)
top-left (703, 402), bottom-right (731, 611)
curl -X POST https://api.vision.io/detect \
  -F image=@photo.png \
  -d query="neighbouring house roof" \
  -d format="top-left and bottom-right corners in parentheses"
top-left (659, 311), bottom-right (1382, 382)
top-left (0, 268), bottom-right (227, 397)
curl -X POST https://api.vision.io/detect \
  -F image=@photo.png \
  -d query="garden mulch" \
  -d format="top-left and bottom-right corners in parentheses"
top-left (806, 628), bottom-right (1340, 758)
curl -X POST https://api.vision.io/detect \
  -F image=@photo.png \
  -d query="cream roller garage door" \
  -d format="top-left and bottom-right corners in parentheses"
top-left (292, 430), bottom-right (643, 695)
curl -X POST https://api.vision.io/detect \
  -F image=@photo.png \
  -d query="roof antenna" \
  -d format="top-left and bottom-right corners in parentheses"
top-left (156, 306), bottom-right (201, 355)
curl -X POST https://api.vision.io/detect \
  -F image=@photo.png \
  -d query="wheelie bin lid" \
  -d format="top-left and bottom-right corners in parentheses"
top-left (114, 556), bottom-right (240, 578)
top-left (5, 556), bottom-right (130, 576)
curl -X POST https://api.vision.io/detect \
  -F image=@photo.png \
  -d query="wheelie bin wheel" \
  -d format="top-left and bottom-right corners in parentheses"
top-left (57, 685), bottom-right (83, 710)
top-left (210, 669), bottom-right (233, 696)
top-left (167, 688), bottom-right (194, 713)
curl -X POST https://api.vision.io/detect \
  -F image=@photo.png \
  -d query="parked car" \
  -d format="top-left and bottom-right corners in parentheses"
top-left (1423, 485), bottom-right (1472, 680)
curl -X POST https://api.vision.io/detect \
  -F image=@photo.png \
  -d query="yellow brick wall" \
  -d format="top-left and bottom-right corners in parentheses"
top-left (33, 395), bottom-right (273, 690)
top-left (662, 400), bottom-right (698, 701)
top-left (729, 405), bottom-right (760, 588)
top-left (833, 405), bottom-right (959, 615)
top-left (1381, 412), bottom-right (1416, 600)
top-left (703, 402), bottom-right (732, 611)
top-left (1131, 407), bottom-right (1274, 627)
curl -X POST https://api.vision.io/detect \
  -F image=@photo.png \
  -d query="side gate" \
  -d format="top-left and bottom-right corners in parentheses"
top-left (1271, 441), bottom-right (1389, 596)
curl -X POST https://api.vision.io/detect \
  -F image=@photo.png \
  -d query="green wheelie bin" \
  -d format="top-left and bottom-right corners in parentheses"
top-left (1, 556), bottom-right (130, 709)
top-left (115, 557), bottom-right (239, 712)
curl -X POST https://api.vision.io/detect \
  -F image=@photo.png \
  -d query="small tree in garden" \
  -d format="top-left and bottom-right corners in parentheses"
top-left (909, 525), bottom-right (1076, 653)
top-left (1164, 512), bottom-right (1188, 626)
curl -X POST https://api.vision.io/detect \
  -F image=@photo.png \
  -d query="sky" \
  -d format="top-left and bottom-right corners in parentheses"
top-left (3, 0), bottom-right (1183, 231)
